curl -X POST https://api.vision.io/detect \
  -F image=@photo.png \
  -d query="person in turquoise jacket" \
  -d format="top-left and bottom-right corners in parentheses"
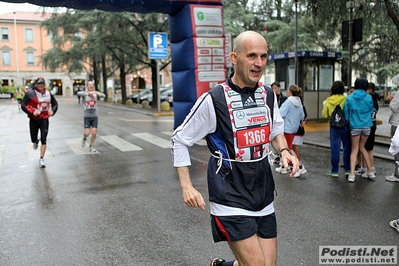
top-left (344, 77), bottom-right (374, 182)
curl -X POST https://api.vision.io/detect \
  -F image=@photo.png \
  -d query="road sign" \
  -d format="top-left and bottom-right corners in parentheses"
top-left (148, 32), bottom-right (168, 59)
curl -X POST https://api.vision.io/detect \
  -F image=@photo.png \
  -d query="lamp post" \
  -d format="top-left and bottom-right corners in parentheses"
top-left (13, 12), bottom-right (19, 85)
top-left (294, 0), bottom-right (298, 85)
top-left (346, 1), bottom-right (355, 88)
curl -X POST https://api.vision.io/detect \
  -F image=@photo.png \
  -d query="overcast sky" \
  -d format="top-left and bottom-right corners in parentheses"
top-left (0, 1), bottom-right (47, 14)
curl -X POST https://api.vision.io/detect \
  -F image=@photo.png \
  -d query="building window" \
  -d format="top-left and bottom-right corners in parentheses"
top-left (25, 28), bottom-right (34, 42)
top-left (26, 51), bottom-right (35, 65)
top-left (2, 51), bottom-right (11, 65)
top-left (1, 28), bottom-right (9, 41)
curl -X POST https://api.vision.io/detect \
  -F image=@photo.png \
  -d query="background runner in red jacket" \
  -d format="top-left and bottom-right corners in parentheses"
top-left (21, 77), bottom-right (58, 168)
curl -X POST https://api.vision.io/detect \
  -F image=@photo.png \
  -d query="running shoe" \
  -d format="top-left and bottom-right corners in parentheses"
top-left (361, 171), bottom-right (376, 180)
top-left (81, 138), bottom-right (86, 147)
top-left (275, 165), bottom-right (287, 174)
top-left (89, 146), bottom-right (97, 153)
top-left (348, 175), bottom-right (355, 182)
top-left (294, 165), bottom-right (307, 177)
top-left (327, 171), bottom-right (339, 178)
top-left (33, 140), bottom-right (39, 150)
top-left (354, 165), bottom-right (366, 175)
top-left (39, 158), bottom-right (46, 168)
top-left (386, 174), bottom-right (399, 182)
top-left (210, 258), bottom-right (225, 266)
top-left (389, 219), bottom-right (399, 232)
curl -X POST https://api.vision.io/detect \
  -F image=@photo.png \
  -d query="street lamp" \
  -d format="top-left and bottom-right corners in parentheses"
top-left (346, 1), bottom-right (355, 88)
top-left (294, 0), bottom-right (298, 85)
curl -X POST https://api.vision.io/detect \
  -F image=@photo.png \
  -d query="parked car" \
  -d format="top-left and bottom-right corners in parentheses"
top-left (147, 87), bottom-right (173, 106)
top-left (166, 93), bottom-right (173, 107)
top-left (127, 87), bottom-right (152, 103)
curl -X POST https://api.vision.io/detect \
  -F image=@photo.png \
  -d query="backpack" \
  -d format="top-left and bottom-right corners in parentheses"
top-left (264, 85), bottom-right (275, 121)
top-left (330, 105), bottom-right (348, 128)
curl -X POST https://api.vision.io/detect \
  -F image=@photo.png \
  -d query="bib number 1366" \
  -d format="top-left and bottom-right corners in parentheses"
top-left (236, 127), bottom-right (270, 148)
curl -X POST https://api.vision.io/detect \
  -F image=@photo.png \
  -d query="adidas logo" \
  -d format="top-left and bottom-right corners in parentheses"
top-left (244, 97), bottom-right (256, 107)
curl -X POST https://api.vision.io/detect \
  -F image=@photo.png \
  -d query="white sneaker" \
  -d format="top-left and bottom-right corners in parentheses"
top-left (386, 174), bottom-right (399, 182)
top-left (89, 146), bottom-right (97, 153)
top-left (362, 171), bottom-right (376, 180)
top-left (81, 138), bottom-right (86, 147)
top-left (293, 165), bottom-right (307, 178)
top-left (39, 158), bottom-right (46, 168)
top-left (355, 166), bottom-right (366, 175)
top-left (389, 219), bottom-right (399, 232)
top-left (372, 167), bottom-right (376, 174)
top-left (275, 165), bottom-right (287, 174)
top-left (348, 175), bottom-right (355, 182)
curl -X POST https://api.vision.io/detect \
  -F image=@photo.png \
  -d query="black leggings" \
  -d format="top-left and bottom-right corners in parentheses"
top-left (29, 119), bottom-right (49, 145)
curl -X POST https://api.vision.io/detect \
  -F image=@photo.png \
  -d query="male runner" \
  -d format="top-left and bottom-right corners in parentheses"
top-left (77, 81), bottom-right (105, 152)
top-left (21, 77), bottom-right (58, 168)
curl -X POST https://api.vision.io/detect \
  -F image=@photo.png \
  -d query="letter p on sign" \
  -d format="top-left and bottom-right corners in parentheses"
top-left (153, 34), bottom-right (163, 48)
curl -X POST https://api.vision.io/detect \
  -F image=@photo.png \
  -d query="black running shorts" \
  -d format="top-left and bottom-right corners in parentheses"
top-left (210, 212), bottom-right (277, 242)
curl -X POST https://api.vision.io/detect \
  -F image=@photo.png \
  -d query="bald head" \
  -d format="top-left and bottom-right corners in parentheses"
top-left (230, 31), bottom-right (268, 88)
top-left (233, 31), bottom-right (268, 54)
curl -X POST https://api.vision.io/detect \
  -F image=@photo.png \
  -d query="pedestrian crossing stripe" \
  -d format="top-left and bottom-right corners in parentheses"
top-left (66, 138), bottom-right (101, 155)
top-left (162, 131), bottom-right (207, 146)
top-left (0, 145), bottom-right (5, 163)
top-left (132, 132), bottom-right (171, 148)
top-left (100, 135), bottom-right (142, 151)
top-left (0, 133), bottom-right (208, 163)
top-left (26, 143), bottom-right (53, 160)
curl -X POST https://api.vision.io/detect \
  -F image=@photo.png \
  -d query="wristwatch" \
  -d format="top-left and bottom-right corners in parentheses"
top-left (280, 148), bottom-right (293, 155)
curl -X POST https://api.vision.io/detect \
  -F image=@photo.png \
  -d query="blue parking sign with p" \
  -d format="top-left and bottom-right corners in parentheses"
top-left (149, 32), bottom-right (168, 59)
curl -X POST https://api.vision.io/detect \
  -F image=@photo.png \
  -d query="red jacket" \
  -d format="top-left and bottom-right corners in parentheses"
top-left (21, 88), bottom-right (58, 120)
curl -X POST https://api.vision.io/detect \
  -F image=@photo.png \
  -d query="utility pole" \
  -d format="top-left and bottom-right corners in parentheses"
top-left (346, 1), bottom-right (354, 89)
top-left (294, 0), bottom-right (298, 85)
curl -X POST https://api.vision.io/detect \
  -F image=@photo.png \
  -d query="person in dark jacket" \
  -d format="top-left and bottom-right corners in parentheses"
top-left (271, 81), bottom-right (287, 107)
top-left (21, 77), bottom-right (58, 168)
top-left (171, 31), bottom-right (299, 266)
top-left (361, 82), bottom-right (379, 174)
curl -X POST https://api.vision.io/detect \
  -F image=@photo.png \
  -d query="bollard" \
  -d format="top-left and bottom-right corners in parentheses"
top-left (161, 101), bottom-right (170, 111)
top-left (141, 100), bottom-right (150, 109)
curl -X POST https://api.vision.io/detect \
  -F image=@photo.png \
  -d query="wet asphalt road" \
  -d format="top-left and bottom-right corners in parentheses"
top-left (0, 98), bottom-right (398, 266)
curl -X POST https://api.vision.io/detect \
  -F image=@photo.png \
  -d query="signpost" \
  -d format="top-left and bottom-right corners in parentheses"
top-left (148, 32), bottom-right (168, 112)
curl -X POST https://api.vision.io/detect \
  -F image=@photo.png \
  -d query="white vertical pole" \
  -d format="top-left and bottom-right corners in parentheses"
top-left (157, 60), bottom-right (160, 112)
top-left (13, 12), bottom-right (19, 85)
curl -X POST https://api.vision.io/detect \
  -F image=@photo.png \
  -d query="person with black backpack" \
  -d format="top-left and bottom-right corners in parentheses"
top-left (344, 78), bottom-right (375, 182)
top-left (322, 81), bottom-right (351, 178)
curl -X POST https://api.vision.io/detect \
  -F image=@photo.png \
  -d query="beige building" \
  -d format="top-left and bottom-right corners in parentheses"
top-left (0, 11), bottom-right (172, 97)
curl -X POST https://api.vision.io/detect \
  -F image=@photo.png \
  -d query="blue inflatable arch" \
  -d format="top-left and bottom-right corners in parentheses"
top-left (6, 0), bottom-right (226, 128)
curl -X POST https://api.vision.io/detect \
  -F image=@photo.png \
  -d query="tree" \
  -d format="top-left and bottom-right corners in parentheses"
top-left (41, 10), bottom-right (171, 106)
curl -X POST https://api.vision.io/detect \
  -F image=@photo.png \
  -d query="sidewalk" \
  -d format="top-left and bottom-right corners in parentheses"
top-left (303, 105), bottom-right (393, 161)
top-left (71, 96), bottom-right (395, 161)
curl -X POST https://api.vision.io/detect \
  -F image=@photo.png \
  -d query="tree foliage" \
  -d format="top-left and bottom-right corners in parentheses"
top-left (40, 9), bottom-right (170, 104)
top-left (40, 0), bottom-right (399, 96)
top-left (224, 0), bottom-right (399, 84)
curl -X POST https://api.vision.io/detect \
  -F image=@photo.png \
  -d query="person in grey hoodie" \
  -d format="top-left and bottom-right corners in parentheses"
top-left (275, 84), bottom-right (304, 174)
top-left (386, 74), bottom-right (399, 182)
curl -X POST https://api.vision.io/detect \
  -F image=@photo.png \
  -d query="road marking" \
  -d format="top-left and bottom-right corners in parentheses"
top-left (163, 131), bottom-right (207, 146)
top-left (100, 135), bottom-right (142, 151)
top-left (132, 133), bottom-right (171, 148)
top-left (27, 143), bottom-right (53, 160)
top-left (0, 145), bottom-right (5, 163)
top-left (119, 118), bottom-right (174, 122)
top-left (66, 139), bottom-right (100, 155)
